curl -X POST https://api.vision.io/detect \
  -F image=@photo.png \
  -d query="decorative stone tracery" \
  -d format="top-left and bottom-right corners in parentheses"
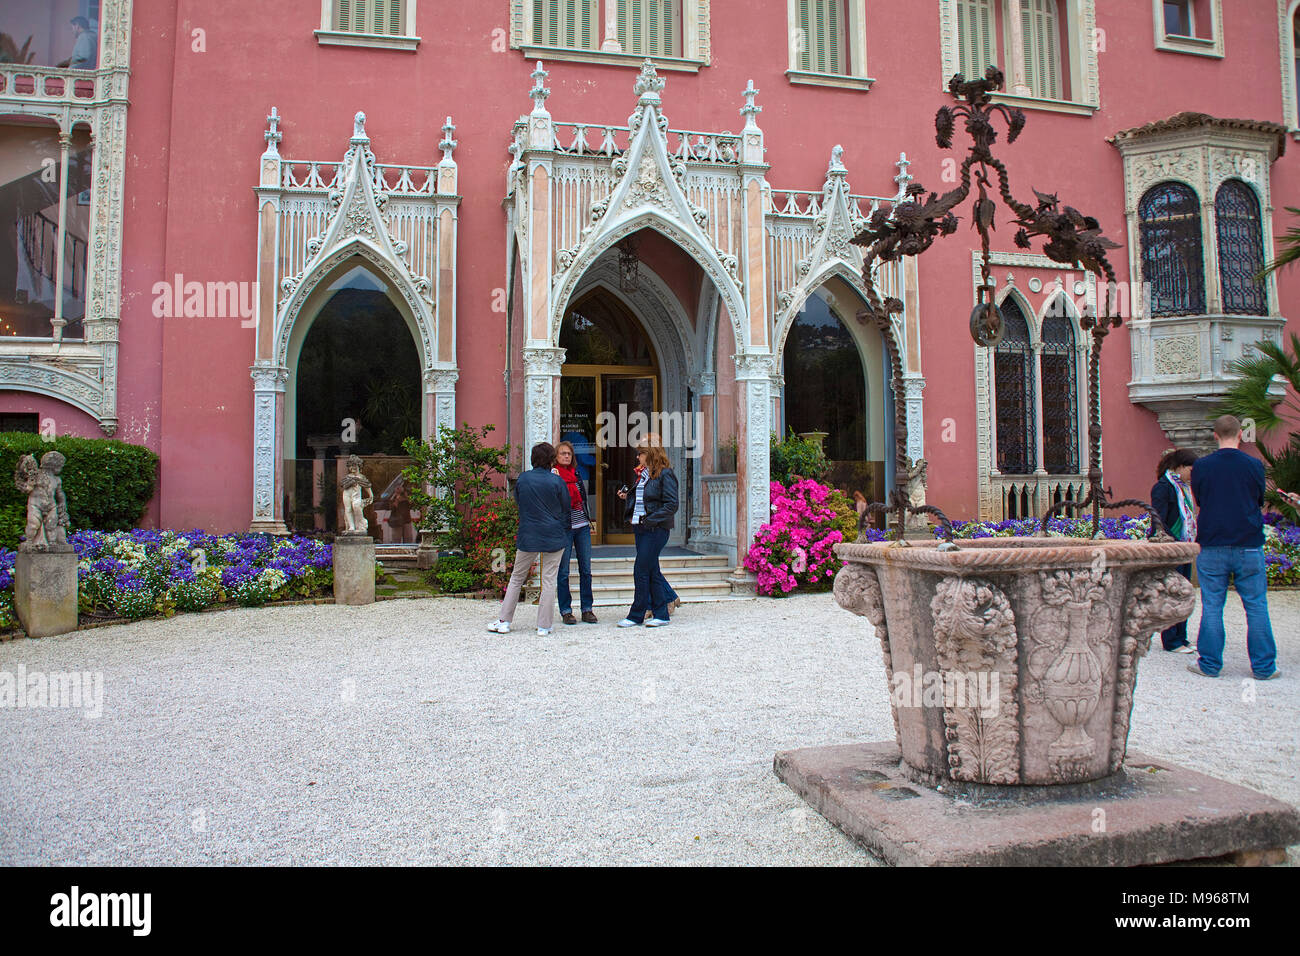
top-left (249, 109), bottom-right (460, 531)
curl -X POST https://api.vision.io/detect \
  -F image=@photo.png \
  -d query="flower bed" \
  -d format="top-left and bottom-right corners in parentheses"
top-left (0, 530), bottom-right (337, 631)
top-left (744, 479), bottom-right (861, 596)
top-left (934, 515), bottom-right (1300, 587)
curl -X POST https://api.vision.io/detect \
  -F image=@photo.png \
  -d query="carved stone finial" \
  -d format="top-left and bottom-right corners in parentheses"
top-left (14, 451), bottom-right (70, 552)
top-left (439, 116), bottom-right (458, 164)
top-left (263, 106), bottom-right (282, 157)
top-left (530, 61), bottom-right (551, 111)
top-left (352, 111), bottom-right (368, 141)
top-left (634, 58), bottom-right (664, 102)
top-left (893, 151), bottom-right (913, 201)
top-left (740, 79), bottom-right (761, 122)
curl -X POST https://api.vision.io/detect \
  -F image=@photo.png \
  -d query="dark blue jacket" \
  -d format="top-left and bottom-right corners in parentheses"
top-left (625, 467), bottom-right (678, 530)
top-left (1190, 448), bottom-right (1266, 548)
top-left (513, 467), bottom-right (570, 552)
top-left (1151, 476), bottom-right (1186, 540)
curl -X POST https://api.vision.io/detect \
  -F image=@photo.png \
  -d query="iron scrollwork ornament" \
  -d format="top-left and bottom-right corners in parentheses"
top-left (850, 67), bottom-right (1170, 543)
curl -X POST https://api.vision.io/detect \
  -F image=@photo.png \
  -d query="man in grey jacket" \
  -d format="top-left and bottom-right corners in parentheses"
top-left (488, 442), bottom-right (571, 635)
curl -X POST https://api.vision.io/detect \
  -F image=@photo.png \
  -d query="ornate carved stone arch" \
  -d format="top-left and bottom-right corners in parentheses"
top-left (275, 237), bottom-right (435, 371)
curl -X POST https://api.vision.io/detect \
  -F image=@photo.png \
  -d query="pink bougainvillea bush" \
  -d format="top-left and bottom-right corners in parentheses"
top-left (744, 479), bottom-right (879, 596)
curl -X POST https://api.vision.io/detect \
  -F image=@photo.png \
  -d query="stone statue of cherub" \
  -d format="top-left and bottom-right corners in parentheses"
top-left (339, 454), bottom-right (373, 535)
top-left (14, 451), bottom-right (70, 551)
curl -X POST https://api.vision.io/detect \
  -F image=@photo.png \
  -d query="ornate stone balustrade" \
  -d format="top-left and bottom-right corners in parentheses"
top-left (991, 473), bottom-right (1088, 521)
top-left (0, 65), bottom-right (99, 104)
top-left (1129, 312), bottom-right (1289, 454)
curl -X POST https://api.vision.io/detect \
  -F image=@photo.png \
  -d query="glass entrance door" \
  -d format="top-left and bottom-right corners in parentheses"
top-left (559, 370), bottom-right (658, 544)
top-left (601, 375), bottom-right (657, 542)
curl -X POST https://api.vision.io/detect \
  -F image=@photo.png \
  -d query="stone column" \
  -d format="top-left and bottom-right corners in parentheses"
top-left (688, 372), bottom-right (715, 540)
top-left (902, 374), bottom-right (926, 463)
top-left (522, 347), bottom-right (565, 453)
top-left (732, 353), bottom-right (774, 590)
top-left (250, 364), bottom-right (289, 534)
top-left (1030, 338), bottom-right (1049, 514)
top-left (426, 368), bottom-right (459, 438)
top-left (601, 0), bottom-right (622, 51)
top-left (50, 131), bottom-right (72, 343)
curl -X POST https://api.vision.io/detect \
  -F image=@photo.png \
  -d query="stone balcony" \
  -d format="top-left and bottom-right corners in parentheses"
top-left (1128, 312), bottom-right (1289, 455)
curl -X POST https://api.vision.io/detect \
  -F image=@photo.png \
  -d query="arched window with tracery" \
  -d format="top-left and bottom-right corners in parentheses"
top-left (994, 297), bottom-right (1036, 475)
top-left (1215, 179), bottom-right (1268, 316)
top-left (1039, 302), bottom-right (1078, 474)
top-left (1139, 181), bottom-right (1206, 316)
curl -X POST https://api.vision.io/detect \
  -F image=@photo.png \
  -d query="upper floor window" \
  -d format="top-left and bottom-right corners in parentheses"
top-left (514, 0), bottom-right (707, 68)
top-left (1215, 179), bottom-right (1268, 316)
top-left (787, 0), bottom-right (871, 89)
top-left (532, 1), bottom-right (599, 50)
top-left (1139, 181), bottom-right (1206, 317)
top-left (946, 0), bottom-right (1098, 113)
top-left (1039, 304), bottom-right (1079, 474)
top-left (993, 297), bottom-right (1036, 475)
top-left (318, 0), bottom-right (418, 50)
top-left (618, 0), bottom-right (680, 57)
top-left (2, 0), bottom-right (101, 69)
top-left (1153, 0), bottom-right (1222, 57)
top-left (0, 123), bottom-right (93, 341)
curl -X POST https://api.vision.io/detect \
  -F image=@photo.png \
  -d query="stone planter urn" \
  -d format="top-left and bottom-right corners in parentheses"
top-left (416, 529), bottom-right (439, 570)
top-left (832, 537), bottom-right (1198, 786)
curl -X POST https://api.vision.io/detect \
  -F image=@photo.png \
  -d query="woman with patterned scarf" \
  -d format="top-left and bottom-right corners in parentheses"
top-left (1151, 447), bottom-right (1198, 653)
top-left (552, 441), bottom-right (597, 624)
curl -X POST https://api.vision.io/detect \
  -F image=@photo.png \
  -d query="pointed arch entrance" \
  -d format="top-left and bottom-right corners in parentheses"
top-left (248, 110), bottom-right (460, 533)
top-left (559, 286), bottom-right (661, 543)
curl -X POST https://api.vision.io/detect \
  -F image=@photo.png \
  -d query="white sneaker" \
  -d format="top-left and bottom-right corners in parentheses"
top-left (646, 618), bottom-right (671, 627)
top-left (486, 621), bottom-right (510, 634)
top-left (617, 618), bottom-right (640, 628)
top-left (537, 627), bottom-right (552, 636)
top-left (1172, 644), bottom-right (1195, 654)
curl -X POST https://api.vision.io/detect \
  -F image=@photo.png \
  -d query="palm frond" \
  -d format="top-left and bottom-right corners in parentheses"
top-left (1257, 206), bottom-right (1300, 280)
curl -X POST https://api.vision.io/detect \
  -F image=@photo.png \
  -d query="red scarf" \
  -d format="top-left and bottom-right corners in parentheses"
top-left (556, 463), bottom-right (584, 509)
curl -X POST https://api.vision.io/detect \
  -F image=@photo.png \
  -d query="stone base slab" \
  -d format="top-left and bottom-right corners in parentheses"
top-left (14, 548), bottom-right (79, 638)
top-left (774, 742), bottom-right (1300, 866)
top-left (333, 535), bottom-right (376, 606)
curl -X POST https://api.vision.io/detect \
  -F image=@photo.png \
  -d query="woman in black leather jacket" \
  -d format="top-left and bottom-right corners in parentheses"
top-left (615, 442), bottom-right (678, 627)
top-left (1151, 447), bottom-right (1198, 652)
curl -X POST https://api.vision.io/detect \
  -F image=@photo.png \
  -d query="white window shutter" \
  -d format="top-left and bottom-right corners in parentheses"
top-left (957, 0), bottom-right (994, 81)
top-left (1023, 0), bottom-right (1061, 99)
top-left (619, 1), bottom-right (677, 56)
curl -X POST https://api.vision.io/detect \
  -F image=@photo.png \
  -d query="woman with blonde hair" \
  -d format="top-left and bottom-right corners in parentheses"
top-left (615, 441), bottom-right (678, 627)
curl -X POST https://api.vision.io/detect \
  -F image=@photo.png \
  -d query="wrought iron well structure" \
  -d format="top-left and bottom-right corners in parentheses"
top-left (852, 67), bottom-right (1169, 542)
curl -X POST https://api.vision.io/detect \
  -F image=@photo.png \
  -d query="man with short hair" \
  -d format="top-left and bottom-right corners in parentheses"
top-left (59, 17), bottom-right (98, 70)
top-left (487, 442), bottom-right (571, 636)
top-left (1188, 415), bottom-right (1280, 680)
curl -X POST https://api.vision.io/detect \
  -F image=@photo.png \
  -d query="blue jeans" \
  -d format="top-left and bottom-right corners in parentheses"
top-left (1195, 546), bottom-right (1277, 677)
top-left (629, 526), bottom-right (670, 622)
top-left (558, 524), bottom-right (594, 615)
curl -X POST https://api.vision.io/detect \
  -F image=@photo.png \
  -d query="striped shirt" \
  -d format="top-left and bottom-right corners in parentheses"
top-left (571, 506), bottom-right (589, 530)
top-left (632, 472), bottom-right (648, 524)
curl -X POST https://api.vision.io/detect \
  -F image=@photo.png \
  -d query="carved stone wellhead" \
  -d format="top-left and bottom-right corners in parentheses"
top-left (830, 66), bottom-right (1199, 788)
top-left (834, 538), bottom-right (1196, 786)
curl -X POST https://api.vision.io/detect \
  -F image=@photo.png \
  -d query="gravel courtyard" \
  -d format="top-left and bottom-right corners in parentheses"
top-left (2, 590), bottom-right (1296, 866)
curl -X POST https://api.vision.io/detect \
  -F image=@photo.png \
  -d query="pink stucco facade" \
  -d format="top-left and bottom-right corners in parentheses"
top-left (2, 0), bottom-right (1297, 543)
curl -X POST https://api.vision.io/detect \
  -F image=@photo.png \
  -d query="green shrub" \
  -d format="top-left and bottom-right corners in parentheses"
top-left (770, 430), bottom-right (830, 484)
top-left (0, 433), bottom-right (158, 549)
top-left (465, 496), bottom-right (519, 593)
top-left (432, 554), bottom-right (483, 593)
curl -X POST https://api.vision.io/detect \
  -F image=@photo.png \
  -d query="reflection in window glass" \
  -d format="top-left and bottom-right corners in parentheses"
top-left (1163, 0), bottom-right (1191, 38)
top-left (1, 1), bottom-right (100, 69)
top-left (0, 125), bottom-right (92, 340)
top-left (783, 292), bottom-right (865, 463)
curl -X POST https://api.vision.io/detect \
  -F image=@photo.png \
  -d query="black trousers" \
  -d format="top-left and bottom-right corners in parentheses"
top-left (1159, 563), bottom-right (1194, 650)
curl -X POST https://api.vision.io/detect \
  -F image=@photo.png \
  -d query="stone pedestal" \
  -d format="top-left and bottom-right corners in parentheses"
top-left (333, 535), bottom-right (376, 605)
top-left (775, 742), bottom-right (1300, 866)
top-left (416, 531), bottom-right (438, 571)
top-left (14, 546), bottom-right (79, 638)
